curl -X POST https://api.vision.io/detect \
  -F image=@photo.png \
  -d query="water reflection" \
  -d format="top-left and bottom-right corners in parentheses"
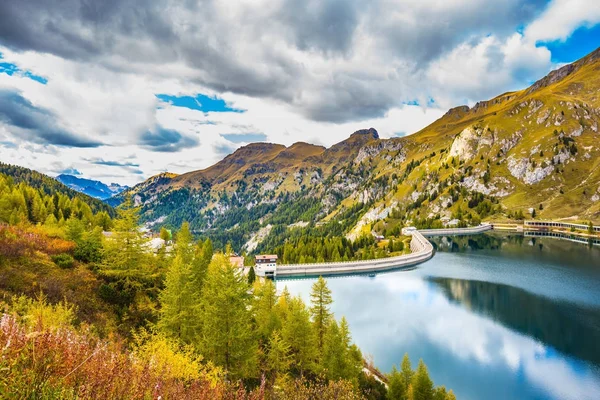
top-left (431, 276), bottom-right (600, 367)
top-left (278, 233), bottom-right (600, 400)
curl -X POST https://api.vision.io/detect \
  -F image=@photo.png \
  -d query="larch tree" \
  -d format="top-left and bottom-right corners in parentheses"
top-left (175, 222), bottom-right (194, 264)
top-left (282, 296), bottom-right (316, 377)
top-left (104, 195), bottom-right (147, 271)
top-left (158, 255), bottom-right (196, 344)
top-left (266, 331), bottom-right (292, 382)
top-left (400, 353), bottom-right (414, 390)
top-left (411, 359), bottom-right (434, 400)
top-left (309, 276), bottom-right (333, 354)
top-left (323, 317), bottom-right (362, 381)
top-left (252, 279), bottom-right (280, 343)
top-left (197, 253), bottom-right (256, 379)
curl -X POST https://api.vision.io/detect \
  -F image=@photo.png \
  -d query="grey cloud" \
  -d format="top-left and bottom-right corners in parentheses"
top-left (0, 0), bottom-right (550, 123)
top-left (213, 142), bottom-right (237, 158)
top-left (375, 0), bottom-right (549, 64)
top-left (277, 0), bottom-right (360, 54)
top-left (85, 158), bottom-right (144, 175)
top-left (0, 90), bottom-right (103, 147)
top-left (220, 133), bottom-right (267, 143)
top-left (139, 126), bottom-right (199, 152)
top-left (87, 158), bottom-right (140, 168)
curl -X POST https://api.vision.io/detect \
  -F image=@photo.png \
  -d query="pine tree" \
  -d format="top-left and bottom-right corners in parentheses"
top-left (310, 276), bottom-right (333, 353)
top-left (411, 359), bottom-right (434, 400)
top-left (198, 254), bottom-right (256, 379)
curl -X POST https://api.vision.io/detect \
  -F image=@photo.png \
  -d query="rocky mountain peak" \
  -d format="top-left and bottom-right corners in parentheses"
top-left (350, 128), bottom-right (379, 140)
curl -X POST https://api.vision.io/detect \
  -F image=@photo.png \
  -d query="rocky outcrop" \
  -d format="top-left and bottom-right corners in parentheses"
top-left (448, 126), bottom-right (494, 161)
top-left (507, 157), bottom-right (554, 185)
top-left (355, 140), bottom-right (403, 164)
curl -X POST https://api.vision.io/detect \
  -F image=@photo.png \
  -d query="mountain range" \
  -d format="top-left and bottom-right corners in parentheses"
top-left (8, 47), bottom-right (600, 253)
top-left (113, 47), bottom-right (600, 251)
top-left (56, 174), bottom-right (128, 200)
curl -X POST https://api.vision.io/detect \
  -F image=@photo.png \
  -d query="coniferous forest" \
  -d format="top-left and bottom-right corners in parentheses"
top-left (0, 170), bottom-right (455, 399)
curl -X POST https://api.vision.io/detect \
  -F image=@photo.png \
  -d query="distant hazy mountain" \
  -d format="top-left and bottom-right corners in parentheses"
top-left (56, 174), bottom-right (127, 200)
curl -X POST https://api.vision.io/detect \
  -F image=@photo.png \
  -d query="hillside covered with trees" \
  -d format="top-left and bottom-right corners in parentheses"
top-left (0, 178), bottom-right (455, 398)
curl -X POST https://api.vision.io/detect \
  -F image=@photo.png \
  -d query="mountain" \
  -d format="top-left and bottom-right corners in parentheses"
top-left (119, 47), bottom-right (600, 251)
top-left (56, 174), bottom-right (128, 200)
top-left (0, 163), bottom-right (114, 215)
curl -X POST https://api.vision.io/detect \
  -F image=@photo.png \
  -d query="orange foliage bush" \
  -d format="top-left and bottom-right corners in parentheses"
top-left (0, 224), bottom-right (74, 258)
top-left (0, 313), bottom-right (267, 399)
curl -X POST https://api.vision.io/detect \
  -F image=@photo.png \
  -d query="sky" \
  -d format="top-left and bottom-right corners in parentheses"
top-left (0, 0), bottom-right (598, 185)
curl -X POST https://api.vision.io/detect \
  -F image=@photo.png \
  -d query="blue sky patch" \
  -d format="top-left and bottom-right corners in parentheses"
top-left (156, 93), bottom-right (244, 113)
top-left (542, 23), bottom-right (600, 63)
top-left (221, 133), bottom-right (267, 143)
top-left (0, 59), bottom-right (48, 84)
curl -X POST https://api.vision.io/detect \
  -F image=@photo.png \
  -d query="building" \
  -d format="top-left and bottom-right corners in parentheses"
top-left (255, 254), bottom-right (278, 278)
top-left (524, 220), bottom-right (600, 233)
top-left (229, 255), bottom-right (245, 268)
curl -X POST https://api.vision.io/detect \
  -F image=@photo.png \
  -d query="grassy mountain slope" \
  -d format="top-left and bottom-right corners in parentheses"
top-left (122, 47), bottom-right (600, 251)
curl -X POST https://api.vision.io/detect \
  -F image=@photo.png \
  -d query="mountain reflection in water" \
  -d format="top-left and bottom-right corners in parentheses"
top-left (431, 276), bottom-right (600, 367)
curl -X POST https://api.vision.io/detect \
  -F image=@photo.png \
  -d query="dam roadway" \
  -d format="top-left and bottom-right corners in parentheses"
top-left (270, 224), bottom-right (493, 278)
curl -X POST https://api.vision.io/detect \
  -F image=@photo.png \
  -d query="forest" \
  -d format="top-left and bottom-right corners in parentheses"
top-left (0, 171), bottom-right (456, 399)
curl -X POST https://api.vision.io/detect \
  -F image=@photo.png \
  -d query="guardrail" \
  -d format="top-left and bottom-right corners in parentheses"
top-left (419, 224), bottom-right (492, 237)
top-left (275, 231), bottom-right (434, 278)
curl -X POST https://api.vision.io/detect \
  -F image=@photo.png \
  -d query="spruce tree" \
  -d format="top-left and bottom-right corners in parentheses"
top-left (248, 266), bottom-right (256, 284)
top-left (310, 276), bottom-right (333, 353)
top-left (198, 254), bottom-right (256, 379)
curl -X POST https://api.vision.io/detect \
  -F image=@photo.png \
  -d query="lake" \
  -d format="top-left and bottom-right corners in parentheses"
top-left (276, 232), bottom-right (600, 400)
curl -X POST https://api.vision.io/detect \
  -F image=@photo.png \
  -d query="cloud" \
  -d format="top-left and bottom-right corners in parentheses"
top-left (139, 126), bottom-right (199, 152)
top-left (60, 167), bottom-right (82, 176)
top-left (0, 0), bottom-right (559, 123)
top-left (86, 158), bottom-right (140, 168)
top-left (85, 157), bottom-right (144, 175)
top-left (0, 89), bottom-right (103, 147)
top-left (220, 133), bottom-right (267, 143)
top-left (525, 0), bottom-right (600, 43)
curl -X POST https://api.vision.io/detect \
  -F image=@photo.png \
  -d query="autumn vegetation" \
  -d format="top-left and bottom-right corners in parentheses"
top-left (0, 171), bottom-right (455, 399)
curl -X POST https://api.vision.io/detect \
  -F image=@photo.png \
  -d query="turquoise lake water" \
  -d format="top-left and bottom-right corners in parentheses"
top-left (276, 232), bottom-right (600, 400)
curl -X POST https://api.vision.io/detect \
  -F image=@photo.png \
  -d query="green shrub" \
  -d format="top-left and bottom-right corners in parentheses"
top-left (51, 253), bottom-right (75, 269)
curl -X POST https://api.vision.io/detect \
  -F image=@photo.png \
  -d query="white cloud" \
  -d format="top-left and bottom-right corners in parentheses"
top-left (525, 0), bottom-right (600, 42)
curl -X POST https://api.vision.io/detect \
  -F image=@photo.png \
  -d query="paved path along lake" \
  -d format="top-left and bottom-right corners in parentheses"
top-left (277, 232), bottom-right (600, 400)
